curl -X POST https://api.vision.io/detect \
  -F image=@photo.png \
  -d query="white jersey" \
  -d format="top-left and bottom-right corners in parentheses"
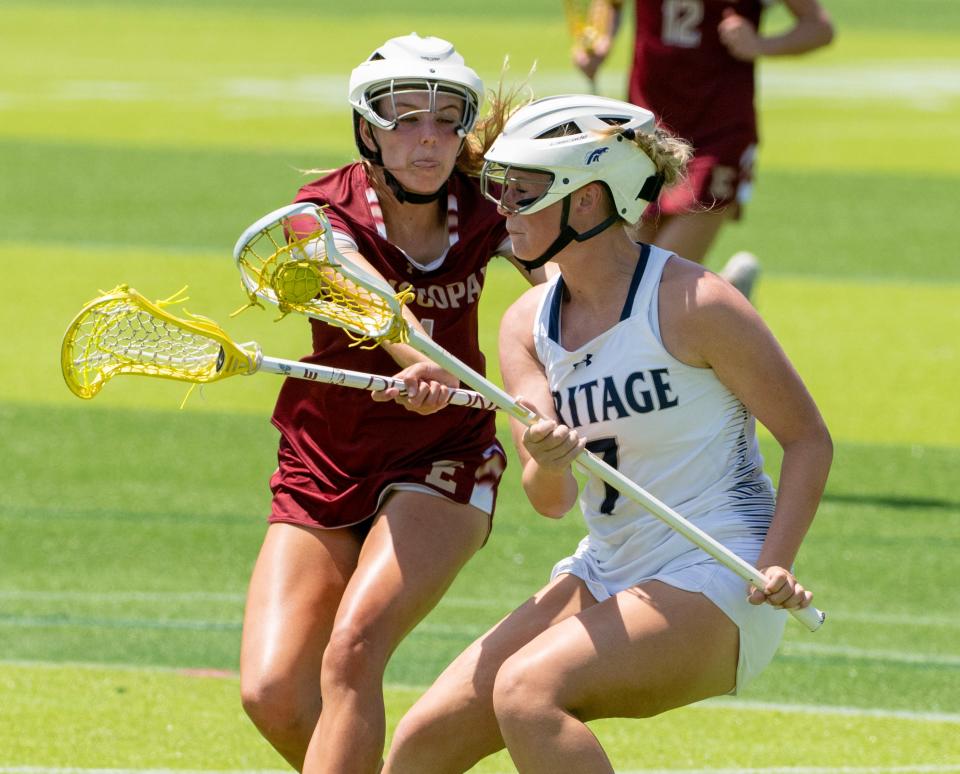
top-left (533, 244), bottom-right (776, 596)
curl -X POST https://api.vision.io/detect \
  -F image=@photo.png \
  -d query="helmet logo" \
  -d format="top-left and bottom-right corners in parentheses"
top-left (585, 147), bottom-right (609, 165)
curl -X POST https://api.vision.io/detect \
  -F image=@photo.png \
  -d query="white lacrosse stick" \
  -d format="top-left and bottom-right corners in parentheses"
top-left (233, 203), bottom-right (826, 632)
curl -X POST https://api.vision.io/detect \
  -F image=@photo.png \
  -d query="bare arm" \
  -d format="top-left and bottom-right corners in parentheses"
top-left (719, 0), bottom-right (834, 61)
top-left (499, 287), bottom-right (583, 518)
top-left (661, 260), bottom-right (833, 608)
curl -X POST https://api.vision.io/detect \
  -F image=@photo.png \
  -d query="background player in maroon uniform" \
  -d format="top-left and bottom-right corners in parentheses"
top-left (573, 0), bottom-right (833, 297)
top-left (238, 34), bottom-right (540, 774)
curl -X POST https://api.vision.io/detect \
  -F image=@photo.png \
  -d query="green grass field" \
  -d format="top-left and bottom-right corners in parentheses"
top-left (2, 1), bottom-right (959, 771)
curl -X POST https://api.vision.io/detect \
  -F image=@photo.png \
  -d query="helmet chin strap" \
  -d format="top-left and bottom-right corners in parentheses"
top-left (517, 196), bottom-right (620, 271)
top-left (353, 112), bottom-right (451, 205)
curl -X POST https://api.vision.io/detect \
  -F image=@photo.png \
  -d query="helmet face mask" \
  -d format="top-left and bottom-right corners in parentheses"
top-left (480, 163), bottom-right (557, 215)
top-left (349, 34), bottom-right (483, 137)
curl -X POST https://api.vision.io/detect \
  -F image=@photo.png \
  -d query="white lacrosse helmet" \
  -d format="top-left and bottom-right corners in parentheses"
top-left (348, 33), bottom-right (484, 136)
top-left (482, 95), bottom-right (662, 223)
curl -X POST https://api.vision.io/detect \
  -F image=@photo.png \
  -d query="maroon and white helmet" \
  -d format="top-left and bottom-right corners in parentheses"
top-left (482, 95), bottom-right (661, 223)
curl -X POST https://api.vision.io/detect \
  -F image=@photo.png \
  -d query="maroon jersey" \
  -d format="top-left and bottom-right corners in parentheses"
top-left (269, 163), bottom-right (508, 527)
top-left (629, 0), bottom-right (766, 149)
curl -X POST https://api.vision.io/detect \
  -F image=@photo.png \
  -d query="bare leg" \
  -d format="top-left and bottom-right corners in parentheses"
top-left (493, 581), bottom-right (739, 773)
top-left (385, 574), bottom-right (596, 774)
top-left (303, 491), bottom-right (490, 774)
top-left (240, 523), bottom-right (362, 770)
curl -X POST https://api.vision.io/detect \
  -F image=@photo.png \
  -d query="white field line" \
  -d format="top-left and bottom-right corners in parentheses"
top-left (3, 591), bottom-right (959, 667)
top-left (2, 768), bottom-right (960, 774)
top-left (5, 590), bottom-right (959, 629)
top-left (0, 770), bottom-right (293, 774)
top-left (0, 590), bottom-right (245, 602)
top-left (0, 770), bottom-right (291, 774)
top-left (1, 62), bottom-right (958, 113)
top-left (0, 616), bottom-right (240, 631)
top-left (5, 614), bottom-right (955, 669)
top-left (779, 641), bottom-right (960, 667)
top-left (0, 658), bottom-right (214, 675)
top-left (440, 598), bottom-right (960, 629)
top-left (703, 697), bottom-right (960, 725)
top-left (4, 658), bottom-right (960, 726)
top-left (5, 613), bottom-right (959, 668)
top-left (617, 768), bottom-right (960, 773)
top-left (417, 622), bottom-right (960, 667)
top-left (759, 61), bottom-right (960, 105)
top-left (820, 610), bottom-right (960, 629)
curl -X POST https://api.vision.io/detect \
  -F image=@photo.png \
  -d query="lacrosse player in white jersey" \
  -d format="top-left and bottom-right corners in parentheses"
top-left (384, 95), bottom-right (832, 773)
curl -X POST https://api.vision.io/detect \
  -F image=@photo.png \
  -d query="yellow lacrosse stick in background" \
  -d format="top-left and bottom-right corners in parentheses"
top-left (61, 284), bottom-right (495, 409)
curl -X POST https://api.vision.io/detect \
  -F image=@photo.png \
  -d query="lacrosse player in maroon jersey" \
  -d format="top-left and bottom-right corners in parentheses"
top-left (238, 34), bottom-right (542, 774)
top-left (573, 0), bottom-right (834, 298)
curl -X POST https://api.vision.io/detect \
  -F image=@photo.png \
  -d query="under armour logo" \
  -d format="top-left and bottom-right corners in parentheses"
top-left (573, 353), bottom-right (593, 370)
top-left (585, 148), bottom-right (608, 165)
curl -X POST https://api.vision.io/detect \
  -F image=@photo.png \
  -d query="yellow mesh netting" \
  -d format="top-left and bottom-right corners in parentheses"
top-left (234, 216), bottom-right (414, 349)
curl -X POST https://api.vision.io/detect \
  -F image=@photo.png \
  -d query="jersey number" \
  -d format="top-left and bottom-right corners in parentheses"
top-left (585, 437), bottom-right (620, 515)
top-left (662, 0), bottom-right (704, 47)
